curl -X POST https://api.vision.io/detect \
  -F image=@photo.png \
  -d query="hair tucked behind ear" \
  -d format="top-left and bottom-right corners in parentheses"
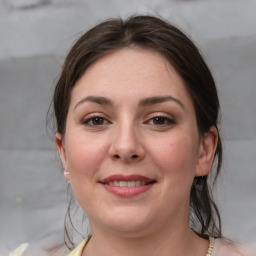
top-left (50, 15), bottom-right (223, 249)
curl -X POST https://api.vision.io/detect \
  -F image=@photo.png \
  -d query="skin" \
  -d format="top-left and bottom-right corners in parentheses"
top-left (55, 48), bottom-right (218, 256)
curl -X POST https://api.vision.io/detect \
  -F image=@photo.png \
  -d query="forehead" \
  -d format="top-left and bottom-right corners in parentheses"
top-left (70, 48), bottom-right (192, 106)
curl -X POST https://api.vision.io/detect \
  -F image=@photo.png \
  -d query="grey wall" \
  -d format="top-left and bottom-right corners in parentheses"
top-left (0, 0), bottom-right (256, 254)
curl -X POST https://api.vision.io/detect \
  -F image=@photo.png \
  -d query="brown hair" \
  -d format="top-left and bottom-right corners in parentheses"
top-left (51, 15), bottom-right (222, 249)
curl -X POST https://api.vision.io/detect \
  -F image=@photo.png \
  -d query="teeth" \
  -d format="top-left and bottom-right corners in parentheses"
top-left (119, 181), bottom-right (127, 187)
top-left (107, 180), bottom-right (148, 187)
top-left (135, 180), bottom-right (141, 186)
top-left (127, 181), bottom-right (135, 187)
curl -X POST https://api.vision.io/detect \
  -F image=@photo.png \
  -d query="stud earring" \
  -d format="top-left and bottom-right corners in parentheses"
top-left (64, 170), bottom-right (70, 175)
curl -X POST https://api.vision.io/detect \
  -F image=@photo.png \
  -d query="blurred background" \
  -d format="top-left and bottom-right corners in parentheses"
top-left (0, 0), bottom-right (256, 254)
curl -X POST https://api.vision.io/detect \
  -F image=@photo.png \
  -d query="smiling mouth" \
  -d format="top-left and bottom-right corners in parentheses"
top-left (99, 175), bottom-right (156, 197)
top-left (102, 180), bottom-right (155, 187)
top-left (100, 174), bottom-right (156, 189)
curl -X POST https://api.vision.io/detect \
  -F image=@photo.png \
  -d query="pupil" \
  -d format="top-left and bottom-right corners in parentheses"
top-left (93, 117), bottom-right (103, 125)
top-left (154, 117), bottom-right (165, 125)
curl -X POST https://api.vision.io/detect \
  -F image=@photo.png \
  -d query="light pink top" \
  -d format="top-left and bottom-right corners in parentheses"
top-left (212, 238), bottom-right (255, 256)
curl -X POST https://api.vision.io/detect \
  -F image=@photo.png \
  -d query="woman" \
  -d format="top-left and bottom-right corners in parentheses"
top-left (51, 15), bottom-right (252, 256)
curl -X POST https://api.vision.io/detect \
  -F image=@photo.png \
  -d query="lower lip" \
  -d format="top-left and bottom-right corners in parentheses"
top-left (101, 183), bottom-right (154, 197)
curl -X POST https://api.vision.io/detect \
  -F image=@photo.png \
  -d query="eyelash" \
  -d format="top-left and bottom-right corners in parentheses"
top-left (146, 115), bottom-right (175, 126)
top-left (82, 115), bottom-right (110, 126)
top-left (82, 114), bottom-right (175, 127)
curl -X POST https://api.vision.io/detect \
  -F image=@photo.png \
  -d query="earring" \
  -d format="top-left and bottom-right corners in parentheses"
top-left (64, 170), bottom-right (70, 175)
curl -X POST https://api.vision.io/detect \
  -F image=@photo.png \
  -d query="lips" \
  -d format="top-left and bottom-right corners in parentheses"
top-left (99, 174), bottom-right (156, 197)
top-left (106, 180), bottom-right (148, 187)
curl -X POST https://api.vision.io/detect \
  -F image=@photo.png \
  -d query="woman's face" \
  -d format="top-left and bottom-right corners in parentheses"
top-left (56, 48), bottom-right (216, 237)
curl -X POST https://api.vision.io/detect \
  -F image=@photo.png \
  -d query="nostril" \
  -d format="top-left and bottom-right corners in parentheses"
top-left (112, 154), bottom-right (140, 160)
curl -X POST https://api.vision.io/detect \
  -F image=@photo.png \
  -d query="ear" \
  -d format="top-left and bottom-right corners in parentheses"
top-left (195, 126), bottom-right (218, 177)
top-left (55, 133), bottom-right (70, 181)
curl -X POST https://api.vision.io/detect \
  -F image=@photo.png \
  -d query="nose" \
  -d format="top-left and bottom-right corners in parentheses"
top-left (109, 124), bottom-right (145, 163)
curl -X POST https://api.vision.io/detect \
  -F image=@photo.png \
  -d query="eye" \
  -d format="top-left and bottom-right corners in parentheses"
top-left (82, 116), bottom-right (109, 126)
top-left (147, 116), bottom-right (175, 126)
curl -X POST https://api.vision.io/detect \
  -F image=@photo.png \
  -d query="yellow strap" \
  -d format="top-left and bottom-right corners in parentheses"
top-left (67, 236), bottom-right (90, 256)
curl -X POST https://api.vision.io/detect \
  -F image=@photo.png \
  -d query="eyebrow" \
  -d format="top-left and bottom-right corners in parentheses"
top-left (74, 95), bottom-right (184, 110)
top-left (139, 95), bottom-right (184, 109)
top-left (74, 96), bottom-right (113, 110)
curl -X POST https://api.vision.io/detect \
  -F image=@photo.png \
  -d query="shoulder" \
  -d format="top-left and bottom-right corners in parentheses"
top-left (212, 238), bottom-right (255, 256)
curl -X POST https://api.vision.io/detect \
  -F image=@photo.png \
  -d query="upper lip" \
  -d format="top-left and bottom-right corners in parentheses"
top-left (100, 174), bottom-right (156, 183)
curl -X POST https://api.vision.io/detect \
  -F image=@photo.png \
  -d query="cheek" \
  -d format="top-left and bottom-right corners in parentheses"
top-left (65, 135), bottom-right (109, 178)
top-left (149, 133), bottom-right (199, 181)
top-left (64, 136), bottom-right (109, 211)
top-left (145, 133), bottom-right (200, 216)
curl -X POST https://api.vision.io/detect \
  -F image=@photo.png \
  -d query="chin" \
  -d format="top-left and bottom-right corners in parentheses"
top-left (96, 208), bottom-right (154, 236)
